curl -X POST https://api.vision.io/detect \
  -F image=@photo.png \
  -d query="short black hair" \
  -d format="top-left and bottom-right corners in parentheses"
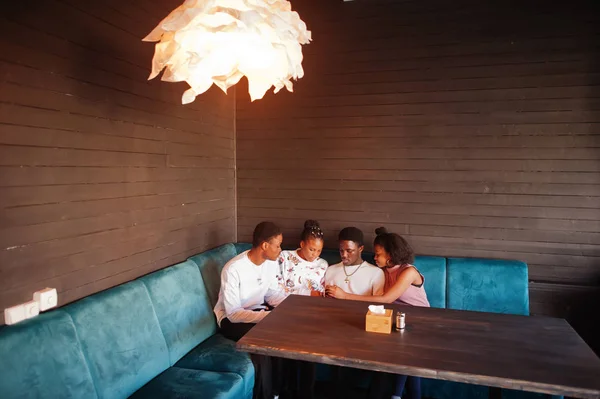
top-left (338, 227), bottom-right (364, 246)
top-left (301, 220), bottom-right (324, 242)
top-left (252, 221), bottom-right (282, 248)
top-left (374, 227), bottom-right (414, 265)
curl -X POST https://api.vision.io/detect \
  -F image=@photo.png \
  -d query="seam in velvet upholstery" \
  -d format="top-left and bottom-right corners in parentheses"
top-left (445, 266), bottom-right (450, 308)
top-left (141, 283), bottom-right (171, 364)
top-left (194, 261), bottom-right (220, 346)
top-left (65, 311), bottom-right (101, 399)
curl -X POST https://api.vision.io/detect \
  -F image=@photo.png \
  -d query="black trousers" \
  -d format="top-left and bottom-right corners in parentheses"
top-left (220, 317), bottom-right (255, 341)
top-left (367, 371), bottom-right (422, 399)
top-left (328, 365), bottom-right (354, 399)
top-left (220, 318), bottom-right (316, 399)
top-left (280, 359), bottom-right (316, 399)
top-left (220, 318), bottom-right (287, 399)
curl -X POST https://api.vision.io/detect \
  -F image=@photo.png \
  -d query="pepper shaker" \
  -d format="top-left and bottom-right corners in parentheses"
top-left (395, 311), bottom-right (405, 330)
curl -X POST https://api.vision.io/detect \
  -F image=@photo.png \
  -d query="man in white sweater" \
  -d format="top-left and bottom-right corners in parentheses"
top-left (325, 227), bottom-right (385, 296)
top-left (214, 221), bottom-right (287, 341)
top-left (214, 222), bottom-right (288, 399)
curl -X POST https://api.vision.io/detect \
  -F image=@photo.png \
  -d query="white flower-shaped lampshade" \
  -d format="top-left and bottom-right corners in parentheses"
top-left (143, 0), bottom-right (312, 103)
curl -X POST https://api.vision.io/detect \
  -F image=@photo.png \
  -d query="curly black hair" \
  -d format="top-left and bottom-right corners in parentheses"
top-left (373, 227), bottom-right (414, 266)
top-left (301, 220), bottom-right (324, 242)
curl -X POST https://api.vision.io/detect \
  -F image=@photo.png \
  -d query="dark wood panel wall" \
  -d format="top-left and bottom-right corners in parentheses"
top-left (0, 0), bottom-right (236, 322)
top-left (1, 0), bottom-right (599, 351)
top-left (236, 0), bottom-right (600, 348)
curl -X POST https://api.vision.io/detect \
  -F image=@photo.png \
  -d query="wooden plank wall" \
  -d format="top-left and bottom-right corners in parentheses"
top-left (236, 0), bottom-right (600, 348)
top-left (0, 0), bottom-right (236, 322)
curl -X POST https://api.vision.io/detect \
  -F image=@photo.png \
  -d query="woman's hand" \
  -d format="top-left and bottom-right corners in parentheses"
top-left (325, 284), bottom-right (348, 299)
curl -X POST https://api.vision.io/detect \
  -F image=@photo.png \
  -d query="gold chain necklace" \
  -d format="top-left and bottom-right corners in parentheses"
top-left (343, 262), bottom-right (363, 283)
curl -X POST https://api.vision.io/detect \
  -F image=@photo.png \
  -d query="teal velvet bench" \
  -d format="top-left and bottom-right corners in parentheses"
top-left (314, 246), bottom-right (559, 399)
top-left (0, 243), bottom-right (560, 399)
top-left (0, 243), bottom-right (251, 399)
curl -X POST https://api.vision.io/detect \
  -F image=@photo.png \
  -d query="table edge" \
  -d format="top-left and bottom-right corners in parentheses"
top-left (237, 342), bottom-right (600, 399)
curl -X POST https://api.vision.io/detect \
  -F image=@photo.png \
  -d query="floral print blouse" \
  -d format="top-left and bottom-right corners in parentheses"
top-left (277, 249), bottom-right (329, 296)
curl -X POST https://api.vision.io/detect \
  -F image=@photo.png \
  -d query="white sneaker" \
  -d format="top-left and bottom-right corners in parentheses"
top-left (391, 396), bottom-right (402, 399)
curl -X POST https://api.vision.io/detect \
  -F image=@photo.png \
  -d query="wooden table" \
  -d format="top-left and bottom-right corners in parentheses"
top-left (237, 295), bottom-right (600, 399)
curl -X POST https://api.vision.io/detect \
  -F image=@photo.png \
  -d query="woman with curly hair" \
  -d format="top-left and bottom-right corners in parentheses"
top-left (326, 227), bottom-right (429, 399)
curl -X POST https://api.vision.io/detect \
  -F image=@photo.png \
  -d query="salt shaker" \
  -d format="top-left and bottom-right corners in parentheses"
top-left (395, 311), bottom-right (405, 331)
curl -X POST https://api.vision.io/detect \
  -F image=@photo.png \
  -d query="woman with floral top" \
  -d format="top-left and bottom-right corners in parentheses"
top-left (277, 219), bottom-right (329, 296)
top-left (276, 220), bottom-right (328, 399)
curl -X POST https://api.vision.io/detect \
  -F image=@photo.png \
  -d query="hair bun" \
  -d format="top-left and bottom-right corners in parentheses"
top-left (304, 219), bottom-right (320, 229)
top-left (375, 227), bottom-right (388, 236)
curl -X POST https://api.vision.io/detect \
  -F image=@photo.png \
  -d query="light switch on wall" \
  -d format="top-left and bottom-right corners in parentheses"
top-left (4, 300), bottom-right (40, 325)
top-left (4, 289), bottom-right (56, 325)
top-left (4, 304), bottom-right (27, 325)
top-left (34, 288), bottom-right (58, 311)
top-left (23, 300), bottom-right (39, 319)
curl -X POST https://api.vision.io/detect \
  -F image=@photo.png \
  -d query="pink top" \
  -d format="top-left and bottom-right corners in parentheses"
top-left (383, 264), bottom-right (430, 307)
